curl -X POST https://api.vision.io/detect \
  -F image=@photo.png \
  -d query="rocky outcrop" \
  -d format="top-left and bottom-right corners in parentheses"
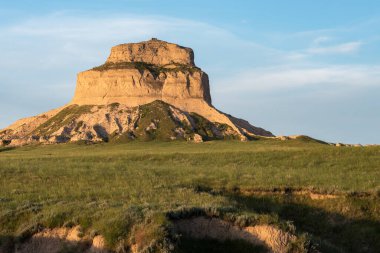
top-left (106, 38), bottom-right (195, 66)
top-left (0, 101), bottom-right (244, 146)
top-left (0, 39), bottom-right (273, 146)
top-left (71, 67), bottom-right (212, 108)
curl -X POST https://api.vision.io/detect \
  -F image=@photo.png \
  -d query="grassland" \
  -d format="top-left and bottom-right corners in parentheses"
top-left (0, 140), bottom-right (379, 252)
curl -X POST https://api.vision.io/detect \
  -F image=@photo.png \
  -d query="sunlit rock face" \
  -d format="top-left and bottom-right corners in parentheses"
top-left (71, 66), bottom-right (212, 108)
top-left (106, 38), bottom-right (195, 66)
top-left (71, 39), bottom-right (214, 117)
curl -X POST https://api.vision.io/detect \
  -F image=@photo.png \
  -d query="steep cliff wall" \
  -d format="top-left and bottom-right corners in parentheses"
top-left (71, 67), bottom-right (211, 107)
top-left (106, 39), bottom-right (195, 66)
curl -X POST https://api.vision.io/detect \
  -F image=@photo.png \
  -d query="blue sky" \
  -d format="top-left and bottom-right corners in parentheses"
top-left (1, 0), bottom-right (379, 144)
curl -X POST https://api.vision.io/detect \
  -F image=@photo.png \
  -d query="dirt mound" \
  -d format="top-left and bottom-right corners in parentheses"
top-left (240, 188), bottom-right (339, 200)
top-left (173, 217), bottom-right (296, 253)
top-left (14, 226), bottom-right (108, 253)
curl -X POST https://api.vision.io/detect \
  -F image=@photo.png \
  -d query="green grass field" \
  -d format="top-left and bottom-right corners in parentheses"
top-left (0, 139), bottom-right (379, 252)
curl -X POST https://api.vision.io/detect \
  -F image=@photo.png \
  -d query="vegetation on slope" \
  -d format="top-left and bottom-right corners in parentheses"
top-left (135, 101), bottom-right (184, 141)
top-left (122, 100), bottom-right (239, 142)
top-left (92, 62), bottom-right (201, 77)
top-left (0, 140), bottom-right (379, 252)
top-left (107, 100), bottom-right (240, 143)
top-left (6, 100), bottom-right (239, 145)
top-left (32, 105), bottom-right (92, 136)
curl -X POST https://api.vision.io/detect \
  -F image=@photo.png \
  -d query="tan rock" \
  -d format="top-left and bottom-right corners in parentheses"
top-left (106, 38), bottom-right (195, 66)
top-left (89, 235), bottom-right (107, 253)
top-left (71, 68), bottom-right (211, 107)
top-left (193, 134), bottom-right (203, 143)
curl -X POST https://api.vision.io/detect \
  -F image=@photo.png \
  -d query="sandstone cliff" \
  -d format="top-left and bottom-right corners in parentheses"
top-left (106, 38), bottom-right (195, 66)
top-left (0, 39), bottom-right (273, 146)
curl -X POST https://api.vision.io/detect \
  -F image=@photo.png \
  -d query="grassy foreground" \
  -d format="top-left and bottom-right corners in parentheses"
top-left (0, 139), bottom-right (379, 252)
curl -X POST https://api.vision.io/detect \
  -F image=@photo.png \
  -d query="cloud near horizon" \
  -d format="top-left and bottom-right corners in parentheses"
top-left (216, 64), bottom-right (380, 93)
top-left (307, 41), bottom-right (362, 55)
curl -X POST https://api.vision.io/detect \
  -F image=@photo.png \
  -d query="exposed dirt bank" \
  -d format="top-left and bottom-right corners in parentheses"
top-left (173, 217), bottom-right (296, 253)
top-left (8, 226), bottom-right (108, 253)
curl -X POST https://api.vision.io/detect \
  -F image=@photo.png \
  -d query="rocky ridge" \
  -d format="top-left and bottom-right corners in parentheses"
top-left (0, 39), bottom-right (273, 146)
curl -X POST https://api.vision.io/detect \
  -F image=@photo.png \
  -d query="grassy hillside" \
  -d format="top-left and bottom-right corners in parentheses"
top-left (0, 140), bottom-right (379, 252)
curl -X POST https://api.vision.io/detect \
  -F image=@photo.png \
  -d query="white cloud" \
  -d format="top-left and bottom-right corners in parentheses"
top-left (215, 65), bottom-right (380, 92)
top-left (307, 41), bottom-right (362, 55)
top-left (311, 36), bottom-right (331, 46)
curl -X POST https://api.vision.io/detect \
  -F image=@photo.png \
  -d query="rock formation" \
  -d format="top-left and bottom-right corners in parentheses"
top-left (0, 39), bottom-right (273, 146)
top-left (106, 39), bottom-right (195, 66)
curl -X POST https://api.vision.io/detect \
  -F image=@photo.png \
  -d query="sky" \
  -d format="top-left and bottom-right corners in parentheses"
top-left (0, 0), bottom-right (379, 144)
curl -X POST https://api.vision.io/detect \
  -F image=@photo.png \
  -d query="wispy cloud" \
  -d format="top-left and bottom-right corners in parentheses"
top-left (215, 65), bottom-right (380, 92)
top-left (307, 41), bottom-right (362, 55)
top-left (311, 36), bottom-right (332, 46)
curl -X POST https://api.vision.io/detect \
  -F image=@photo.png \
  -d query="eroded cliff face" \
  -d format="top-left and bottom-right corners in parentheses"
top-left (0, 39), bottom-right (274, 146)
top-left (71, 67), bottom-right (212, 107)
top-left (71, 39), bottom-right (211, 113)
top-left (106, 39), bottom-right (195, 66)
